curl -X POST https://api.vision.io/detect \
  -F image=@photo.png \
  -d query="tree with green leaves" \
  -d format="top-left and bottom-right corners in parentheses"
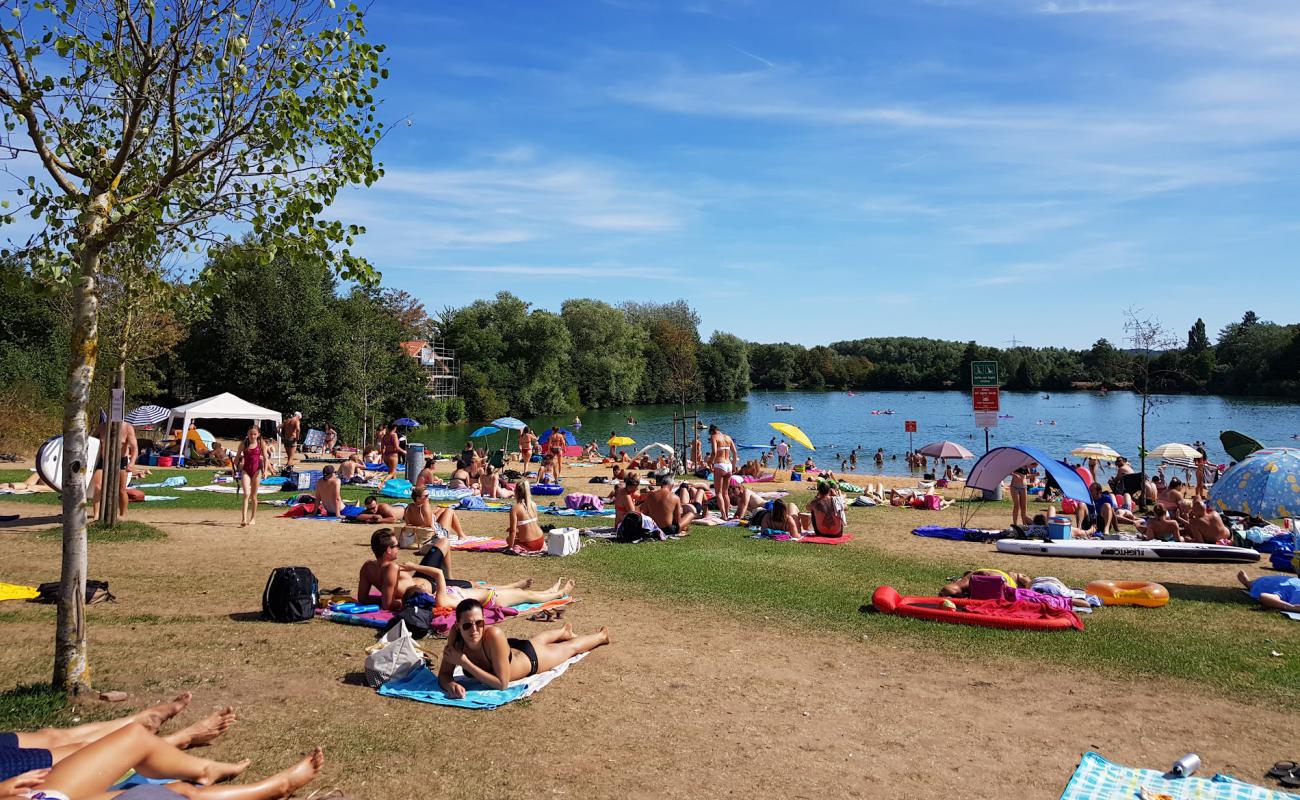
top-left (1124, 308), bottom-right (1180, 495)
top-left (561, 298), bottom-right (645, 408)
top-left (0, 0), bottom-right (387, 692)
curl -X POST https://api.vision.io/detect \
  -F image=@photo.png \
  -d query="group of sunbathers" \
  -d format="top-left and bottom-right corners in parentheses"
top-left (356, 528), bottom-right (610, 692)
top-left (0, 693), bottom-right (323, 800)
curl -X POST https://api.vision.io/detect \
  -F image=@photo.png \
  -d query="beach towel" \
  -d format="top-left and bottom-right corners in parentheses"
top-left (0, 582), bottom-right (39, 602)
top-left (1059, 751), bottom-right (1298, 800)
top-left (799, 533), bottom-right (855, 545)
top-left (320, 596), bottom-right (569, 633)
top-left (141, 495), bottom-right (179, 502)
top-left (131, 476), bottom-right (187, 489)
top-left (912, 526), bottom-right (1002, 543)
top-left (380, 479), bottom-right (413, 499)
top-left (179, 484), bottom-right (279, 494)
top-left (260, 476), bottom-right (289, 486)
top-left (378, 652), bottom-right (588, 710)
top-left (691, 516), bottom-right (743, 527)
top-left (545, 506), bottom-right (615, 518)
top-left (451, 537), bottom-right (508, 551)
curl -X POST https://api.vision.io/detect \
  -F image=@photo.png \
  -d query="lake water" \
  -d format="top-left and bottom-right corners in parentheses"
top-left (411, 390), bottom-right (1300, 477)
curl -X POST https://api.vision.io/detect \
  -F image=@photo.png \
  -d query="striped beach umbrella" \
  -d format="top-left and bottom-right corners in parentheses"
top-left (125, 404), bottom-right (171, 425)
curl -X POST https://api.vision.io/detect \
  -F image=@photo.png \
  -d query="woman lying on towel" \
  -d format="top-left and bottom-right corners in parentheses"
top-left (505, 481), bottom-right (544, 552)
top-left (752, 499), bottom-right (812, 538)
top-left (438, 598), bottom-right (610, 695)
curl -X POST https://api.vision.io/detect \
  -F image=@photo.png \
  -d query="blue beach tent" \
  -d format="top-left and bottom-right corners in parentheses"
top-left (965, 444), bottom-right (1094, 508)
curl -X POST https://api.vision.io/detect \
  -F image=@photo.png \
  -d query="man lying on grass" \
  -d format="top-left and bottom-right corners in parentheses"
top-left (358, 528), bottom-right (573, 613)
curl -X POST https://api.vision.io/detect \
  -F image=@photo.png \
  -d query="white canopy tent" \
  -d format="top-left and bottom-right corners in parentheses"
top-left (164, 393), bottom-right (282, 451)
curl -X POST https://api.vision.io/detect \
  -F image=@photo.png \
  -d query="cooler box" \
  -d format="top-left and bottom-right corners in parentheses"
top-left (406, 443), bottom-right (426, 483)
top-left (295, 470), bottom-right (323, 491)
top-left (1047, 516), bottom-right (1072, 540)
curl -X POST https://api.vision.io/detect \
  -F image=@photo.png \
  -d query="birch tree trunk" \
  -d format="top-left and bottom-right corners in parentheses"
top-left (55, 196), bottom-right (108, 693)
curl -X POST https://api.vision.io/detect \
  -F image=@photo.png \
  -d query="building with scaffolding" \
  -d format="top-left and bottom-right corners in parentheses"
top-left (400, 340), bottom-right (460, 398)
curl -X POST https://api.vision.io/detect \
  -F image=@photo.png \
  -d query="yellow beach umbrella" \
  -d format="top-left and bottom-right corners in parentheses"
top-left (769, 422), bottom-right (814, 450)
top-left (607, 435), bottom-right (636, 447)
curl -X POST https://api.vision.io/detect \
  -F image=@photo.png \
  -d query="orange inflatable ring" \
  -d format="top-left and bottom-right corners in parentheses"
top-left (1085, 580), bottom-right (1169, 608)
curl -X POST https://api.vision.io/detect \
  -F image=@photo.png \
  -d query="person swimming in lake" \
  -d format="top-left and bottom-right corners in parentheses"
top-left (437, 598), bottom-right (609, 696)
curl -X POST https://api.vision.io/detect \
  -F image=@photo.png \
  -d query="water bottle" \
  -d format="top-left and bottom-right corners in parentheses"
top-left (1169, 753), bottom-right (1200, 778)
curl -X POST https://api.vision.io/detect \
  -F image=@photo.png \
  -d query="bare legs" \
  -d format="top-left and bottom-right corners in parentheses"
top-left (713, 471), bottom-right (731, 520)
top-left (16, 694), bottom-right (193, 751)
top-left (483, 577), bottom-right (575, 608)
top-left (1011, 489), bottom-right (1028, 526)
top-left (530, 624), bottom-right (610, 673)
top-left (34, 723), bottom-right (249, 799)
top-left (434, 507), bottom-right (464, 539)
top-left (239, 472), bottom-right (256, 527)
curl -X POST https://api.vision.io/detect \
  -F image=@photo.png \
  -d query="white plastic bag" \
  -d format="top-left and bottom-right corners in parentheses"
top-left (364, 620), bottom-right (425, 687)
top-left (545, 527), bottom-right (581, 557)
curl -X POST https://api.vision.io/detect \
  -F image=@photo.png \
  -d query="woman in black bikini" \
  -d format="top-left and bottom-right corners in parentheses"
top-left (437, 599), bottom-right (610, 697)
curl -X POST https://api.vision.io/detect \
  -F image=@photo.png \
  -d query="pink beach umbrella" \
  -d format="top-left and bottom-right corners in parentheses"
top-left (917, 441), bottom-right (976, 460)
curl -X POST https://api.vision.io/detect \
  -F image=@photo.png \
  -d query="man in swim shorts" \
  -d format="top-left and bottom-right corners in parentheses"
top-left (281, 412), bottom-right (301, 467)
top-left (314, 465), bottom-right (345, 517)
top-left (348, 495), bottom-right (403, 524)
top-left (640, 473), bottom-right (695, 537)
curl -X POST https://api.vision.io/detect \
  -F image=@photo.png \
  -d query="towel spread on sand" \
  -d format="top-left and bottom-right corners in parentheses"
top-left (378, 653), bottom-right (588, 710)
top-left (131, 476), bottom-right (188, 489)
top-left (0, 582), bottom-right (40, 602)
top-left (1059, 751), bottom-right (1297, 800)
top-left (450, 537), bottom-right (508, 551)
top-left (179, 484), bottom-right (280, 494)
top-left (799, 533), bottom-right (855, 545)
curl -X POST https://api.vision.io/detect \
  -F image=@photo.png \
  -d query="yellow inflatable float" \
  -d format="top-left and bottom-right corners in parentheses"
top-left (1085, 580), bottom-right (1169, 608)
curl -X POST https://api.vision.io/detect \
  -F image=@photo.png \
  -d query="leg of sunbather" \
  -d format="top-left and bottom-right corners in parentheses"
top-left (15, 694), bottom-right (193, 751)
top-left (91, 748), bottom-right (325, 800)
top-left (433, 507), bottom-right (464, 539)
top-left (461, 577), bottom-right (574, 609)
top-left (32, 723), bottom-right (249, 799)
top-left (529, 626), bottom-right (610, 673)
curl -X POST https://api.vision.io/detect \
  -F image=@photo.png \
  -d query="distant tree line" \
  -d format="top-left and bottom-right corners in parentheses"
top-left (3, 246), bottom-right (1297, 452)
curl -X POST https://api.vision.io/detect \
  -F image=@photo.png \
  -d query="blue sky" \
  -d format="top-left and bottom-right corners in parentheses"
top-left (120, 2), bottom-right (1300, 348)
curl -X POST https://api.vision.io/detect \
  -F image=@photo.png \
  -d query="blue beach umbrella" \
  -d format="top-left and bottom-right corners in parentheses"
top-left (539, 427), bottom-right (579, 447)
top-left (470, 425), bottom-right (500, 438)
top-left (490, 417), bottom-right (526, 431)
top-left (1209, 448), bottom-right (1300, 520)
top-left (392, 417), bottom-right (421, 428)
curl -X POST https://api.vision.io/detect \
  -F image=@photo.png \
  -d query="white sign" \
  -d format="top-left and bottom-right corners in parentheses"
top-left (110, 388), bottom-right (125, 422)
top-left (974, 411), bottom-right (998, 429)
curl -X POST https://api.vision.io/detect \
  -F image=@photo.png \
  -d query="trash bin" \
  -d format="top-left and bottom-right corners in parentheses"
top-left (982, 485), bottom-right (1003, 501)
top-left (406, 442), bottom-right (425, 483)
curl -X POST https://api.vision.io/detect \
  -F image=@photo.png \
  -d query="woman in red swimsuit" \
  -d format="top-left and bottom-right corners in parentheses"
top-left (235, 426), bottom-right (270, 527)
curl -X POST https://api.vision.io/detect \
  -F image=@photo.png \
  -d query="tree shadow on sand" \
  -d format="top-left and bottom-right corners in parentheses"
top-left (0, 514), bottom-right (62, 529)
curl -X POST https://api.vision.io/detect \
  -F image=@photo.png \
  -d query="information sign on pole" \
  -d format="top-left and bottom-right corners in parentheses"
top-left (972, 387), bottom-right (1000, 412)
top-left (971, 361), bottom-right (999, 387)
top-left (110, 388), bottom-right (125, 422)
top-left (904, 420), bottom-right (917, 433)
top-left (974, 411), bottom-right (998, 428)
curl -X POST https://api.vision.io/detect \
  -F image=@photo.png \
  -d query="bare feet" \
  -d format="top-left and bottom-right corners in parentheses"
top-left (196, 758), bottom-right (251, 786)
top-left (165, 707), bottom-right (236, 749)
top-left (270, 747), bottom-right (325, 798)
top-left (135, 693), bottom-right (193, 731)
top-left (557, 622), bottom-right (575, 641)
top-left (560, 579), bottom-right (575, 596)
top-left (598, 625), bottom-right (611, 645)
top-left (1237, 569), bottom-right (1251, 589)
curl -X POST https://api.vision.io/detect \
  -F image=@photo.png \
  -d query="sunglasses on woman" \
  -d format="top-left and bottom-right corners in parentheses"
top-left (459, 619), bottom-right (485, 631)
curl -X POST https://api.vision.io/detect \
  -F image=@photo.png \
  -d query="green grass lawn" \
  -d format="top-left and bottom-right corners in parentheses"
top-left (562, 505), bottom-right (1300, 708)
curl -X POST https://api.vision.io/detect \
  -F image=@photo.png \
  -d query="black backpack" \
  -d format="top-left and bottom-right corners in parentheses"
top-left (261, 567), bottom-right (318, 623)
top-left (36, 579), bottom-right (113, 605)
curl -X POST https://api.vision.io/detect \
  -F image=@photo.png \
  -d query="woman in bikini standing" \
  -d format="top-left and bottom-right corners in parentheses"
top-left (505, 480), bottom-right (545, 552)
top-left (234, 426), bottom-right (270, 527)
top-left (1009, 467), bottom-right (1029, 526)
top-left (518, 426), bottom-right (537, 469)
top-left (547, 427), bottom-right (565, 480)
top-left (437, 598), bottom-right (609, 696)
top-left (709, 424), bottom-right (738, 520)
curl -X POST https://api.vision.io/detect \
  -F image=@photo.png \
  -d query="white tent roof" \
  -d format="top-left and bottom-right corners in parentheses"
top-left (164, 392), bottom-right (282, 435)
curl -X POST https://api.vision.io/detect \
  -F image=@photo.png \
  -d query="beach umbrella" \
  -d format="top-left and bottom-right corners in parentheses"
top-left (917, 440), bottom-right (975, 460)
top-left (1073, 465), bottom-right (1094, 487)
top-left (632, 442), bottom-right (673, 459)
top-left (392, 417), bottom-right (421, 428)
top-left (1071, 443), bottom-right (1121, 461)
top-left (1162, 456), bottom-right (1198, 471)
top-left (1148, 442), bottom-right (1201, 461)
top-left (491, 417), bottom-right (527, 431)
top-left (769, 422), bottom-right (814, 451)
top-left (1220, 430), bottom-right (1264, 463)
top-left (1208, 447), bottom-right (1300, 519)
top-left (193, 428), bottom-right (216, 447)
top-left (125, 404), bottom-right (171, 425)
top-left (540, 428), bottom-right (579, 447)
top-left (608, 435), bottom-right (636, 447)
top-left (470, 425), bottom-right (500, 438)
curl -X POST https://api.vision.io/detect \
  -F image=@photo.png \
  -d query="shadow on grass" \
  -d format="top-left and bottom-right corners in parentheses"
top-left (34, 521), bottom-right (166, 543)
top-left (1163, 582), bottom-right (1254, 606)
top-left (227, 611), bottom-right (268, 623)
top-left (339, 671), bottom-right (369, 687)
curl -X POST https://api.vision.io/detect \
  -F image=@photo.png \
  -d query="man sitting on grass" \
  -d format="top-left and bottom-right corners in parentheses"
top-left (1186, 500), bottom-right (1231, 544)
top-left (314, 465), bottom-right (346, 517)
top-left (639, 473), bottom-right (695, 536)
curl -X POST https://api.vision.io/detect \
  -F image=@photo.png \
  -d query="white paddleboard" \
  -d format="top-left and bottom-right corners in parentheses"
top-left (35, 435), bottom-right (101, 494)
top-left (996, 538), bottom-right (1260, 563)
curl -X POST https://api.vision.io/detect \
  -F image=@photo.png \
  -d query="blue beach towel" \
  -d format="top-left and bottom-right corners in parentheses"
top-left (260, 476), bottom-right (289, 486)
top-left (141, 495), bottom-right (179, 502)
top-left (545, 506), bottom-right (616, 518)
top-left (378, 653), bottom-right (588, 710)
top-left (1059, 752), bottom-right (1298, 800)
top-left (132, 476), bottom-right (187, 489)
top-left (381, 479), bottom-right (413, 499)
top-left (911, 526), bottom-right (1002, 543)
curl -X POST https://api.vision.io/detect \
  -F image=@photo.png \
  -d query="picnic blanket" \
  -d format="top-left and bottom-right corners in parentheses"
top-left (0, 582), bottom-right (39, 602)
top-left (1060, 752), bottom-right (1298, 800)
top-left (912, 526), bottom-right (1003, 543)
top-left (378, 652), bottom-right (587, 710)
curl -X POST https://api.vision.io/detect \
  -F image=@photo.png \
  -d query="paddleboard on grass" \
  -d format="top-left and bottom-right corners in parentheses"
top-left (35, 435), bottom-right (101, 494)
top-left (996, 538), bottom-right (1260, 563)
